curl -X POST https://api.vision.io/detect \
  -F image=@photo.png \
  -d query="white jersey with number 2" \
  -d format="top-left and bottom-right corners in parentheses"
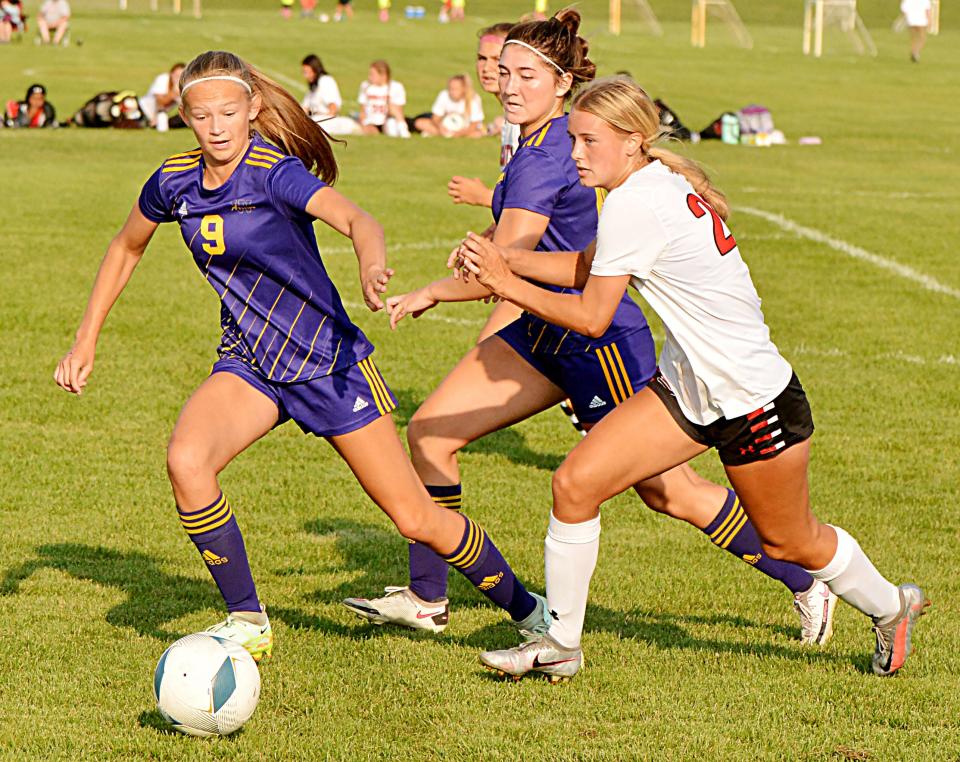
top-left (589, 159), bottom-right (793, 426)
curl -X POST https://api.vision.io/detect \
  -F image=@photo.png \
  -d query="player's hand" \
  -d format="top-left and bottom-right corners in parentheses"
top-left (385, 288), bottom-right (438, 330)
top-left (54, 340), bottom-right (96, 395)
top-left (361, 264), bottom-right (394, 311)
top-left (459, 233), bottom-right (514, 295)
top-left (446, 236), bottom-right (472, 282)
top-left (447, 176), bottom-right (490, 206)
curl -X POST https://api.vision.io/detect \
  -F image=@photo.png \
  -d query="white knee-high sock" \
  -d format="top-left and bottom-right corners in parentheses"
top-left (807, 525), bottom-right (900, 621)
top-left (544, 513), bottom-right (601, 649)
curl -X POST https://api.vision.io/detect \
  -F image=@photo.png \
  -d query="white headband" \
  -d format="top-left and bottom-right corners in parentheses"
top-left (502, 39), bottom-right (567, 76)
top-left (180, 75), bottom-right (253, 97)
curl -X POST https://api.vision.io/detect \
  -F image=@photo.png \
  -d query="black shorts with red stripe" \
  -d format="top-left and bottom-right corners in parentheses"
top-left (649, 371), bottom-right (815, 466)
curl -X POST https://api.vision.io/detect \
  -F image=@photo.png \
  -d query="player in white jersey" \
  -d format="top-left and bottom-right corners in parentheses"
top-left (460, 76), bottom-right (928, 681)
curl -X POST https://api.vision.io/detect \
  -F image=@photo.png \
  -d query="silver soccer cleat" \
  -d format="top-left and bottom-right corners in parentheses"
top-left (342, 586), bottom-right (450, 633)
top-left (872, 583), bottom-right (930, 677)
top-left (480, 632), bottom-right (583, 683)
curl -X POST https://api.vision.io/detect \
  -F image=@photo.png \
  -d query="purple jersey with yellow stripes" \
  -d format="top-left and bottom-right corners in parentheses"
top-left (491, 114), bottom-right (647, 355)
top-left (138, 133), bottom-right (372, 383)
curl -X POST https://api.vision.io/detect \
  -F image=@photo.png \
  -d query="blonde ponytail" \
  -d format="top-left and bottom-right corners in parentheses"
top-left (180, 50), bottom-right (340, 184)
top-left (573, 76), bottom-right (729, 220)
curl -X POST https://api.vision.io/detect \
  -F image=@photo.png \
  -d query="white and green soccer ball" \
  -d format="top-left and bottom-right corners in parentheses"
top-left (154, 633), bottom-right (261, 737)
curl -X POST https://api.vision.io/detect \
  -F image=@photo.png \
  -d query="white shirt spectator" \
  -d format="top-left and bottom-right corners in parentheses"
top-left (139, 73), bottom-right (177, 125)
top-left (301, 75), bottom-right (342, 121)
top-left (40, 0), bottom-right (69, 22)
top-left (900, 0), bottom-right (931, 27)
top-left (358, 80), bottom-right (405, 127)
top-left (430, 89), bottom-right (484, 125)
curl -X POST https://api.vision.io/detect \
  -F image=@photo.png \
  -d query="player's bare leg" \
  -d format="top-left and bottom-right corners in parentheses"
top-left (331, 413), bottom-right (551, 632)
top-left (166, 372), bottom-right (281, 660)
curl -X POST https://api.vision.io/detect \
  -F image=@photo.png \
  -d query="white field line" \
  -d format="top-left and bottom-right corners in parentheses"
top-left (736, 206), bottom-right (960, 300)
top-left (740, 187), bottom-right (956, 200)
top-left (317, 238), bottom-right (459, 257)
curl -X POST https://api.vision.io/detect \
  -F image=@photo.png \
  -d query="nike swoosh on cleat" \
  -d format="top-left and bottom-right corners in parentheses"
top-left (416, 610), bottom-right (445, 619)
top-left (533, 655), bottom-right (577, 668)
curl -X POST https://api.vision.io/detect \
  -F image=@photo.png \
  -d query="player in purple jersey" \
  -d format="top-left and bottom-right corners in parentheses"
top-left (343, 11), bottom-right (836, 651)
top-left (54, 50), bottom-right (551, 662)
top-left (460, 76), bottom-right (927, 680)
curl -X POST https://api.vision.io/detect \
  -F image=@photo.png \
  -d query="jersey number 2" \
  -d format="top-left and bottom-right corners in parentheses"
top-left (686, 194), bottom-right (736, 256)
top-left (200, 215), bottom-right (225, 256)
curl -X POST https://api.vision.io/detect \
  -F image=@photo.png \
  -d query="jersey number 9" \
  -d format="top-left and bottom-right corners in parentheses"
top-left (200, 215), bottom-right (226, 256)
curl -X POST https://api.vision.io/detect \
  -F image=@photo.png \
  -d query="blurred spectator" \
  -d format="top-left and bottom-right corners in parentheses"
top-left (5, 83), bottom-right (57, 127)
top-left (358, 60), bottom-right (408, 137)
top-left (333, 0), bottom-right (352, 22)
top-left (299, 0), bottom-right (315, 17)
top-left (37, 0), bottom-right (70, 45)
top-left (300, 54), bottom-right (360, 135)
top-left (139, 62), bottom-right (185, 128)
top-left (900, 0), bottom-right (931, 62)
top-left (412, 74), bottom-right (483, 137)
top-left (0, 0), bottom-right (25, 43)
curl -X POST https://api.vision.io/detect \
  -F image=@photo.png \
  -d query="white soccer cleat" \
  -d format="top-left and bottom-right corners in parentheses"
top-left (342, 586), bottom-right (450, 633)
top-left (479, 633), bottom-right (582, 683)
top-left (204, 605), bottom-right (273, 663)
top-left (794, 580), bottom-right (838, 646)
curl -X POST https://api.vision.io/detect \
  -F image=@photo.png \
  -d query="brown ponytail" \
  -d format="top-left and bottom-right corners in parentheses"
top-left (180, 50), bottom-right (339, 185)
top-left (505, 8), bottom-right (596, 96)
top-left (573, 76), bottom-right (729, 219)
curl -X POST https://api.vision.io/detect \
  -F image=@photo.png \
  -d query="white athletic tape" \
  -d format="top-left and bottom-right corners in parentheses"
top-left (737, 206), bottom-right (960, 300)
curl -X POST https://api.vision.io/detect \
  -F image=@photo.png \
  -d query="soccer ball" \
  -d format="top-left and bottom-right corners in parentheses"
top-left (153, 633), bottom-right (261, 737)
top-left (318, 12), bottom-right (330, 21)
top-left (441, 113), bottom-right (465, 134)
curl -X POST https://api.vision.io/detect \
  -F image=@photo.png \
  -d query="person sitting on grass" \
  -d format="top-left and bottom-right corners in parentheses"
top-left (37, 0), bottom-right (70, 45)
top-left (412, 74), bottom-right (484, 138)
top-left (0, 0), bottom-right (25, 44)
top-left (5, 83), bottom-right (57, 127)
top-left (358, 59), bottom-right (408, 137)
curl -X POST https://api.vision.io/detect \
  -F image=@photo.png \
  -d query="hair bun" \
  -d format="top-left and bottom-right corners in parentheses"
top-left (553, 7), bottom-right (582, 36)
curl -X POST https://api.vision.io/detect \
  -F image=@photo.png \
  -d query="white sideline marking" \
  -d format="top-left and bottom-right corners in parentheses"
top-left (736, 206), bottom-right (960, 300)
top-left (740, 187), bottom-right (955, 200)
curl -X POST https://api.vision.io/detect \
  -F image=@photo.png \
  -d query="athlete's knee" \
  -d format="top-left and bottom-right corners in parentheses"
top-left (407, 410), bottom-right (460, 463)
top-left (551, 460), bottom-right (598, 522)
top-left (166, 436), bottom-right (215, 488)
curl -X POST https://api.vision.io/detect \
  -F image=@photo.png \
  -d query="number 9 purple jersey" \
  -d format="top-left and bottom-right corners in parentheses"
top-left (138, 134), bottom-right (373, 383)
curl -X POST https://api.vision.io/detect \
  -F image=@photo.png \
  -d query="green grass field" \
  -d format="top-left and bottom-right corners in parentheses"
top-left (2, 0), bottom-right (959, 758)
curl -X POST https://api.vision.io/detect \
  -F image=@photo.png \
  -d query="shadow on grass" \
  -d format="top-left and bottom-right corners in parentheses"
top-left (0, 543), bottom-right (221, 640)
top-left (138, 710), bottom-right (182, 737)
top-left (274, 517), bottom-right (867, 672)
top-left (390, 387), bottom-right (565, 472)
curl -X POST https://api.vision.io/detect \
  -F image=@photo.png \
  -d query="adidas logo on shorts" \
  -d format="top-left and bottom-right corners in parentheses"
top-left (588, 396), bottom-right (606, 409)
top-left (352, 396), bottom-right (369, 413)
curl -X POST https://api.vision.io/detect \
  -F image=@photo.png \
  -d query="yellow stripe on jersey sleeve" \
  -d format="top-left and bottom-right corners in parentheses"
top-left (162, 161), bottom-right (200, 173)
top-left (165, 149), bottom-right (202, 161)
top-left (244, 159), bottom-right (275, 169)
top-left (253, 145), bottom-right (284, 159)
top-left (248, 150), bottom-right (279, 163)
top-left (533, 121), bottom-right (552, 146)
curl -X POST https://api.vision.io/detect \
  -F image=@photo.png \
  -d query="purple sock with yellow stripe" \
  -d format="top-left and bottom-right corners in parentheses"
top-left (178, 492), bottom-right (261, 612)
top-left (703, 489), bottom-right (814, 594)
top-left (408, 484), bottom-right (460, 602)
top-left (442, 514), bottom-right (536, 621)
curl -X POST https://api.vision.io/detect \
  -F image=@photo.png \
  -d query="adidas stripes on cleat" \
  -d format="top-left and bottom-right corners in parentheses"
top-left (205, 604), bottom-right (273, 663)
top-left (872, 584), bottom-right (929, 677)
top-left (342, 586), bottom-right (450, 633)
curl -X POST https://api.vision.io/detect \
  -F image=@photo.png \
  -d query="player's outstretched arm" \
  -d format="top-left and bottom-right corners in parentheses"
top-left (385, 275), bottom-right (492, 331)
top-left (447, 176), bottom-right (494, 207)
top-left (460, 234), bottom-right (630, 338)
top-left (306, 187), bottom-right (393, 312)
top-left (54, 204), bottom-right (159, 395)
